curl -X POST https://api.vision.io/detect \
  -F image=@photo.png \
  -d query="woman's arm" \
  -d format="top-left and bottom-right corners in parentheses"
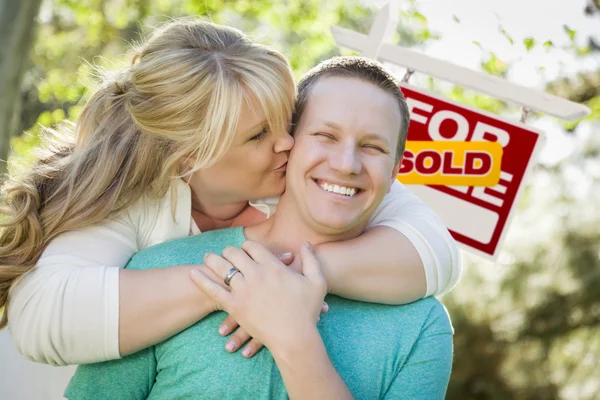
top-left (193, 241), bottom-right (353, 399)
top-left (315, 180), bottom-right (461, 304)
top-left (118, 265), bottom-right (218, 356)
top-left (8, 215), bottom-right (216, 365)
top-left (270, 326), bottom-right (352, 400)
top-left (316, 225), bottom-right (426, 303)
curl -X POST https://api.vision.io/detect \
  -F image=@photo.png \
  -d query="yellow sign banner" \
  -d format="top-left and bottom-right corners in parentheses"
top-left (396, 141), bottom-right (503, 186)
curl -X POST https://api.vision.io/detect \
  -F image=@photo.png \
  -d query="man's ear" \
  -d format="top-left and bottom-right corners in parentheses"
top-left (388, 160), bottom-right (401, 193)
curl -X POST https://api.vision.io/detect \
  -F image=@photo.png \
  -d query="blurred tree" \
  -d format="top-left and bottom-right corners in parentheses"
top-left (442, 3), bottom-right (600, 399)
top-left (0, 0), bottom-right (42, 174)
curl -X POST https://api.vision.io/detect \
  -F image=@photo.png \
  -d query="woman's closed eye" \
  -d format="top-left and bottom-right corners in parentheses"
top-left (249, 128), bottom-right (268, 142)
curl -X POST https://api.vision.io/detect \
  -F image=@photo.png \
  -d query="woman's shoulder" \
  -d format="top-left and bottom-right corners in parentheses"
top-left (125, 178), bottom-right (193, 249)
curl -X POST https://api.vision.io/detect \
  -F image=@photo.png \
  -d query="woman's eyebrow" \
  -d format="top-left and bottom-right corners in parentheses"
top-left (243, 120), bottom-right (267, 136)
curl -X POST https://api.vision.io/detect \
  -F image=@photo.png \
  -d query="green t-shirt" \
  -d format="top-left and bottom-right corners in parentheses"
top-left (65, 227), bottom-right (453, 399)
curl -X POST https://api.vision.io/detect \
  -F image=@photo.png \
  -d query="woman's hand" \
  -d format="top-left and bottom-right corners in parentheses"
top-left (215, 251), bottom-right (328, 358)
top-left (217, 301), bottom-right (329, 358)
top-left (190, 241), bottom-right (327, 354)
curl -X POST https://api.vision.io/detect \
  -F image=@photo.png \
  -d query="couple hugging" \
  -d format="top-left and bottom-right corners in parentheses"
top-left (1, 19), bottom-right (458, 399)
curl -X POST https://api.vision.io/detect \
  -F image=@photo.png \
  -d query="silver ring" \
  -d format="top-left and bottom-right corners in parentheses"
top-left (224, 267), bottom-right (241, 286)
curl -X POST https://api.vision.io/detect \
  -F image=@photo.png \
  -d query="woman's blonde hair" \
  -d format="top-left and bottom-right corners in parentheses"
top-left (0, 18), bottom-right (295, 328)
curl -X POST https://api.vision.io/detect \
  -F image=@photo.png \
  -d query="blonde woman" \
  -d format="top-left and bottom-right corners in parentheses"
top-left (0, 18), bottom-right (459, 382)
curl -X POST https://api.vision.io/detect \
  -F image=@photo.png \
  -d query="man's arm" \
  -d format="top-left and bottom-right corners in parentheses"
top-left (64, 347), bottom-right (156, 400)
top-left (315, 180), bottom-right (461, 304)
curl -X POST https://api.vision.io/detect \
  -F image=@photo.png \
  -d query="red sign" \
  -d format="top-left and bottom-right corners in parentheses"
top-left (397, 84), bottom-right (543, 258)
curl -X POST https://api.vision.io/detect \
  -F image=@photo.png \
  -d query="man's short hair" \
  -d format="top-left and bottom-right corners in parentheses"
top-left (293, 56), bottom-right (410, 164)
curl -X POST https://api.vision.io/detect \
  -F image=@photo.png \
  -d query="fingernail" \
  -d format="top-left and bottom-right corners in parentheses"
top-left (304, 241), bottom-right (312, 250)
top-left (323, 303), bottom-right (329, 312)
top-left (219, 326), bottom-right (228, 335)
top-left (226, 342), bottom-right (235, 352)
top-left (281, 252), bottom-right (292, 257)
top-left (242, 348), bottom-right (252, 357)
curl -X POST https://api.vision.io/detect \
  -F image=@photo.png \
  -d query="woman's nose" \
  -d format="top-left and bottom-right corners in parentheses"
top-left (274, 132), bottom-right (294, 153)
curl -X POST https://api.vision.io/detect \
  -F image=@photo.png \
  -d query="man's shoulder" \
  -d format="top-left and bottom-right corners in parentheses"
top-left (404, 296), bottom-right (454, 337)
top-left (324, 295), bottom-right (453, 338)
top-left (125, 227), bottom-right (245, 270)
top-left (383, 296), bottom-right (453, 337)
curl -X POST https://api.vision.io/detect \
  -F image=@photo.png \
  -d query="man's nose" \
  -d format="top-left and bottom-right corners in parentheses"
top-left (330, 145), bottom-right (361, 175)
top-left (274, 131), bottom-right (294, 153)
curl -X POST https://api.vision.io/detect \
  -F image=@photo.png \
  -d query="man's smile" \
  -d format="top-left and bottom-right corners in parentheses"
top-left (313, 178), bottom-right (362, 197)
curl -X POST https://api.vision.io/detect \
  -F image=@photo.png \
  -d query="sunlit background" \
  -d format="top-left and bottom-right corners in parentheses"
top-left (2, 0), bottom-right (599, 398)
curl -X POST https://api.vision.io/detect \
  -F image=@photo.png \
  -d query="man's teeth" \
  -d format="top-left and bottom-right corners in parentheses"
top-left (319, 182), bottom-right (358, 196)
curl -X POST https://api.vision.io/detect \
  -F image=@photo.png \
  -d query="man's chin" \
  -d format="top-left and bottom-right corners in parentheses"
top-left (310, 214), bottom-right (362, 234)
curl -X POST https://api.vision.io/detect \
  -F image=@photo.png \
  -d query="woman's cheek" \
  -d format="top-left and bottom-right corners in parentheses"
top-left (256, 147), bottom-right (274, 173)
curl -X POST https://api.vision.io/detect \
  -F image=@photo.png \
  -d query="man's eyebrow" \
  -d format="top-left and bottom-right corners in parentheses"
top-left (323, 121), bottom-right (342, 130)
top-left (361, 132), bottom-right (391, 144)
top-left (320, 121), bottom-right (392, 145)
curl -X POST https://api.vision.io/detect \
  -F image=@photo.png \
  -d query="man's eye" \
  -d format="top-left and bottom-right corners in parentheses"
top-left (364, 145), bottom-right (386, 153)
top-left (250, 128), bottom-right (268, 141)
top-left (314, 132), bottom-right (335, 140)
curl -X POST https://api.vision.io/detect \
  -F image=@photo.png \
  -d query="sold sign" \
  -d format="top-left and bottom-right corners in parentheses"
top-left (397, 84), bottom-right (543, 258)
top-left (399, 141), bottom-right (503, 186)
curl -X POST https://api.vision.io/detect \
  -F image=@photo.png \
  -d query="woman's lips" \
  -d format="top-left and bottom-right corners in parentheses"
top-left (273, 162), bottom-right (287, 172)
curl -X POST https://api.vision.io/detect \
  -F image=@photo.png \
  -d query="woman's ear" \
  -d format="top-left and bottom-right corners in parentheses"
top-left (178, 156), bottom-right (196, 183)
top-left (179, 154), bottom-right (196, 173)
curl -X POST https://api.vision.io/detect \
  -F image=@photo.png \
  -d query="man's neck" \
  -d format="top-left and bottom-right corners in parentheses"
top-left (245, 194), bottom-right (364, 254)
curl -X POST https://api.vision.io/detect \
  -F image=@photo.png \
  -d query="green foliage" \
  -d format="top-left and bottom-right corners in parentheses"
top-left (480, 52), bottom-right (509, 77)
top-left (500, 26), bottom-right (514, 45)
top-left (563, 24), bottom-right (577, 42)
top-left (398, 5), bottom-right (440, 47)
top-left (523, 36), bottom-right (536, 52)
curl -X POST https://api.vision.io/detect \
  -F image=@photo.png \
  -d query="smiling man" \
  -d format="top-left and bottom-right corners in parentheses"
top-left (286, 71), bottom-right (406, 237)
top-left (65, 56), bottom-right (453, 400)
